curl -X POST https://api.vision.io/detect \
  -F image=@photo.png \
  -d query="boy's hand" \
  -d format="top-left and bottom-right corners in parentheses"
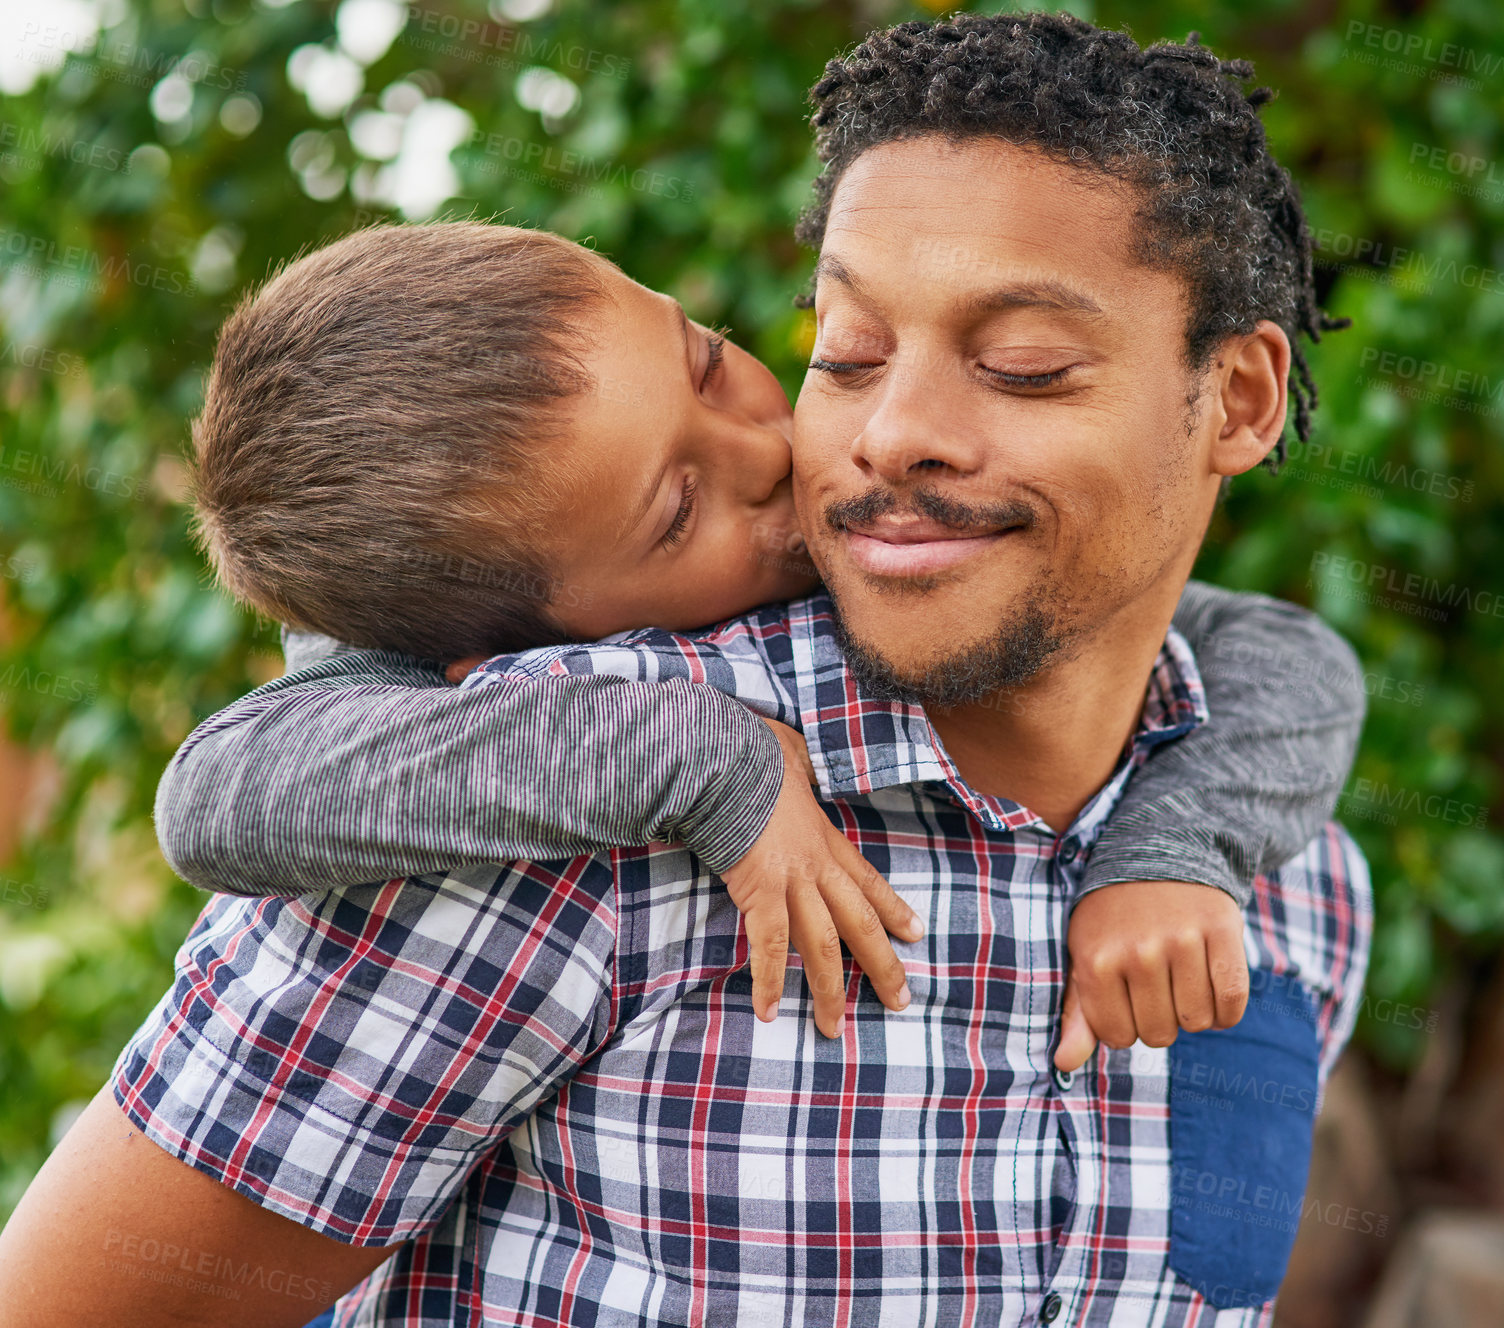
top-left (1054, 880), bottom-right (1250, 1073)
top-left (722, 719), bottom-right (924, 1039)
top-left (444, 666), bottom-right (920, 1039)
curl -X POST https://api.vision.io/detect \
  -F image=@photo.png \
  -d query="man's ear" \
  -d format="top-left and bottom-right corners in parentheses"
top-left (1206, 319), bottom-right (1292, 477)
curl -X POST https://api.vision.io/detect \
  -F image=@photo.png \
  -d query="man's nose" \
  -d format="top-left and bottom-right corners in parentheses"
top-left (849, 359), bottom-right (987, 483)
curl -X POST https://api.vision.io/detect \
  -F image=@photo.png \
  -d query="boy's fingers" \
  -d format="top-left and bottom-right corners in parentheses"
top-left (1074, 964), bottom-right (1137, 1049)
top-left (1168, 942), bottom-right (1216, 1033)
top-left (786, 885), bottom-right (848, 1038)
top-left (1125, 958), bottom-right (1178, 1048)
top-left (1207, 929), bottom-right (1251, 1028)
top-left (828, 829), bottom-right (923, 942)
top-left (815, 865), bottom-right (911, 1015)
top-left (1054, 973), bottom-right (1098, 1072)
top-left (742, 900), bottom-right (791, 1023)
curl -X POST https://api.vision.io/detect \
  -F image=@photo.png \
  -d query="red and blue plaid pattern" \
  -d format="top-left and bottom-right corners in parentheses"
top-left (115, 592), bottom-right (1370, 1326)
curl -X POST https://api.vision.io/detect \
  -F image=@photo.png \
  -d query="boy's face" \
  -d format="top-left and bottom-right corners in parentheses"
top-left (543, 263), bottom-right (818, 639)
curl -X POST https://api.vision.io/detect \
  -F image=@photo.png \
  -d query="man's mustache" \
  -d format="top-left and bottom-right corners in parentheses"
top-left (824, 485), bottom-right (1037, 536)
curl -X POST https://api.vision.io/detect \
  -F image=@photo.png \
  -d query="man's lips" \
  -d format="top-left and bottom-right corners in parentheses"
top-left (840, 518), bottom-right (1022, 578)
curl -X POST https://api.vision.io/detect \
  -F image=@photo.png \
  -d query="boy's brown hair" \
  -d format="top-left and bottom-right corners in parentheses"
top-left (191, 221), bottom-right (605, 660)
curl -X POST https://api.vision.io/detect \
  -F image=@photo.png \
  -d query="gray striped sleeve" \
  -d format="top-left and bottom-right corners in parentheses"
top-left (1081, 580), bottom-right (1366, 910)
top-left (154, 640), bottom-right (783, 897)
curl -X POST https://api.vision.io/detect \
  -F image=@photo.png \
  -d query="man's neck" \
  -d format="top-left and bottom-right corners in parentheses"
top-left (923, 587), bottom-right (1184, 833)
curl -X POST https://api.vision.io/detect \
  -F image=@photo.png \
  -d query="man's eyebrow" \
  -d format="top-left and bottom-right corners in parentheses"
top-left (812, 254), bottom-right (868, 301)
top-left (815, 254), bottom-right (1103, 318)
top-left (964, 279), bottom-right (1104, 317)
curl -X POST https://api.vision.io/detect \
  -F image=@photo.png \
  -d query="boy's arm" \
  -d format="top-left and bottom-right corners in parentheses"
top-left (1080, 580), bottom-right (1366, 909)
top-left (159, 632), bottom-right (919, 1037)
top-left (155, 643), bottom-right (784, 896)
top-left (1054, 582), bottom-right (1363, 1072)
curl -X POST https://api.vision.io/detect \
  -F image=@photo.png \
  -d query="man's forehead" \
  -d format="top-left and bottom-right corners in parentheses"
top-left (817, 136), bottom-right (1145, 302)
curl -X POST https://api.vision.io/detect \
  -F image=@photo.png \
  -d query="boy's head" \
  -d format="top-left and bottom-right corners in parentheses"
top-left (193, 222), bottom-right (602, 659)
top-left (192, 221), bottom-right (814, 660)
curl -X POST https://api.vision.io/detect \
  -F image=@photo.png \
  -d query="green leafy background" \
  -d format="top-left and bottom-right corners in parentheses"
top-left (1, 0), bottom-right (1500, 1254)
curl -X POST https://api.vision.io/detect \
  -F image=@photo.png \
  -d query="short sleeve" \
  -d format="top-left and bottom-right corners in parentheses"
top-left (113, 864), bottom-right (618, 1245)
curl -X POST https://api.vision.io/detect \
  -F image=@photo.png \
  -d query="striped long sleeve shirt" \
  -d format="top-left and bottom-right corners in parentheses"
top-left (152, 580), bottom-right (1364, 908)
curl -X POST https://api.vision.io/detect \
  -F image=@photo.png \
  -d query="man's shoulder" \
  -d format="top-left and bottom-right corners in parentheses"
top-left (197, 855), bottom-right (625, 944)
top-left (1266, 821), bottom-right (1371, 901)
top-left (167, 857), bottom-right (627, 1048)
top-left (1251, 821), bottom-right (1372, 1004)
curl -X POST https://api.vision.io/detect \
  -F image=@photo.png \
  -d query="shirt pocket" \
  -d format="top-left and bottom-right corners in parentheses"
top-left (1167, 969), bottom-right (1321, 1310)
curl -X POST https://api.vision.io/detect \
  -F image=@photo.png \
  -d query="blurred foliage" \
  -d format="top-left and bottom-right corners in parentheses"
top-left (1, 0), bottom-right (1501, 1221)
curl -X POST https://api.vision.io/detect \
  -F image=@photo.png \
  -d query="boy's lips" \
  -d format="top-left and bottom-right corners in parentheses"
top-left (840, 516), bottom-right (1023, 578)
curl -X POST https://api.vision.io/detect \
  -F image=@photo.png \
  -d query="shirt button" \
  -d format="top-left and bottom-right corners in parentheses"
top-left (1052, 1065), bottom-right (1075, 1092)
top-left (1040, 1290), bottom-right (1064, 1322)
top-left (1058, 842), bottom-right (1078, 865)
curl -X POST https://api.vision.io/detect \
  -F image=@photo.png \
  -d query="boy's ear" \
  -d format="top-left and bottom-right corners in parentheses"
top-left (1205, 319), bottom-right (1292, 477)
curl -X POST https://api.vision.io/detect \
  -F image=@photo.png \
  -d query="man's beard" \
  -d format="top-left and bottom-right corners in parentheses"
top-left (830, 588), bottom-right (1065, 708)
top-left (821, 482), bottom-right (1067, 707)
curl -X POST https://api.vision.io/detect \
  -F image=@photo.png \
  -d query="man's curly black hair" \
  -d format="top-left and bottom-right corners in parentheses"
top-left (795, 11), bottom-right (1349, 468)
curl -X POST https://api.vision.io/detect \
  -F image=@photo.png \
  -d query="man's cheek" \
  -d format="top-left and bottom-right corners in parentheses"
top-left (791, 399), bottom-right (866, 471)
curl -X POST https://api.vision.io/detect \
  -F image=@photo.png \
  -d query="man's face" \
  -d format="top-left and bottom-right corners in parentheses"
top-left (793, 135), bottom-right (1228, 705)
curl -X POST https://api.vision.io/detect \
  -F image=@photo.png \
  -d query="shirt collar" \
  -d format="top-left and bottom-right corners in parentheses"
top-left (784, 591), bottom-right (1208, 833)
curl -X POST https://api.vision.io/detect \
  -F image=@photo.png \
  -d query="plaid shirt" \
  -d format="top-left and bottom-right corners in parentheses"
top-left (115, 591), bottom-right (1371, 1327)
